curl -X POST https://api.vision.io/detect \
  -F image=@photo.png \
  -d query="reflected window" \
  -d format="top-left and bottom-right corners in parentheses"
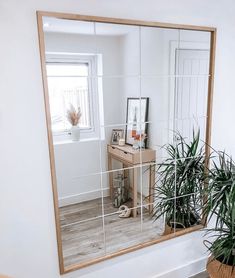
top-left (45, 53), bottom-right (103, 141)
top-left (47, 61), bottom-right (92, 133)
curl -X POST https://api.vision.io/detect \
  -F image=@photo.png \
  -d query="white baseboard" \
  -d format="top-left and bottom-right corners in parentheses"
top-left (59, 188), bottom-right (110, 207)
top-left (152, 256), bottom-right (208, 278)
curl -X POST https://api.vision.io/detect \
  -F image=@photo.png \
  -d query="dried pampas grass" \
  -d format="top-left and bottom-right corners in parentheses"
top-left (67, 104), bottom-right (82, 126)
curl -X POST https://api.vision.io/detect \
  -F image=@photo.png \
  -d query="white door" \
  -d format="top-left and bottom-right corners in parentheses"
top-left (174, 49), bottom-right (209, 143)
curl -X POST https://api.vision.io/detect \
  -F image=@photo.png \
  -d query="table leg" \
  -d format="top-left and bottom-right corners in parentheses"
top-left (132, 167), bottom-right (138, 217)
top-left (123, 163), bottom-right (128, 201)
top-left (108, 154), bottom-right (113, 200)
top-left (149, 162), bottom-right (156, 214)
top-left (123, 164), bottom-right (128, 180)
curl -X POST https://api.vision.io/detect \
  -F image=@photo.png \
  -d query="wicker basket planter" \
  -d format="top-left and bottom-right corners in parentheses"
top-left (207, 257), bottom-right (235, 278)
top-left (163, 222), bottom-right (185, 235)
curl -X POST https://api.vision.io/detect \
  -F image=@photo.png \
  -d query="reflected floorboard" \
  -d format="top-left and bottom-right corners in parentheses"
top-left (60, 197), bottom-right (163, 267)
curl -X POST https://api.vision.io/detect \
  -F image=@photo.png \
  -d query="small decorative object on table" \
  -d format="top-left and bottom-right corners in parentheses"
top-left (67, 104), bottom-right (82, 141)
top-left (111, 129), bottom-right (124, 145)
top-left (118, 138), bottom-right (125, 146)
top-left (133, 133), bottom-right (147, 149)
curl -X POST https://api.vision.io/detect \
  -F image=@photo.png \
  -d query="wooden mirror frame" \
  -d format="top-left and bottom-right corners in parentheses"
top-left (36, 10), bottom-right (216, 274)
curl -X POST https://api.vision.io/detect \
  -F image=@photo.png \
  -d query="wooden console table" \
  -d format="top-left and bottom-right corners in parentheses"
top-left (107, 144), bottom-right (156, 217)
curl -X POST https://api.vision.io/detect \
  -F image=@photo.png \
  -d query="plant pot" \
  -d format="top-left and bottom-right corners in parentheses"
top-left (207, 256), bottom-right (235, 278)
top-left (71, 125), bottom-right (80, 141)
top-left (163, 222), bottom-right (185, 235)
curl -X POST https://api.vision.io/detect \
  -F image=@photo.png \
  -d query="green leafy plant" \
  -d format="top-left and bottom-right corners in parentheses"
top-left (152, 130), bottom-right (207, 229)
top-left (204, 151), bottom-right (235, 266)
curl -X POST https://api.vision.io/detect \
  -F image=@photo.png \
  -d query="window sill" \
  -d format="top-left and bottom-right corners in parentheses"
top-left (53, 137), bottom-right (101, 146)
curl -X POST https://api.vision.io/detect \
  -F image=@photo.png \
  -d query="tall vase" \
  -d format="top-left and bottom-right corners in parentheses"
top-left (71, 125), bottom-right (80, 141)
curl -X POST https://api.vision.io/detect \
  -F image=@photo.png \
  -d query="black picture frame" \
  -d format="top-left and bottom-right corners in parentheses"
top-left (125, 97), bottom-right (149, 148)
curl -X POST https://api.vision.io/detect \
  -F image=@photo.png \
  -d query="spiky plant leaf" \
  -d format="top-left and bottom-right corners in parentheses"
top-left (204, 151), bottom-right (235, 266)
top-left (152, 129), bottom-right (207, 228)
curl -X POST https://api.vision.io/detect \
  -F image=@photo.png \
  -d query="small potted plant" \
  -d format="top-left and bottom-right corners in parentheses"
top-left (152, 130), bottom-right (206, 234)
top-left (66, 104), bottom-right (82, 141)
top-left (204, 151), bottom-right (235, 278)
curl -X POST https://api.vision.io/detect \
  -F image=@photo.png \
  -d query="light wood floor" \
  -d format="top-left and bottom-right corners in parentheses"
top-left (60, 197), bottom-right (163, 267)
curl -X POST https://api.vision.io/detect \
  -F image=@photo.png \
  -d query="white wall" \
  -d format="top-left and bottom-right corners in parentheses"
top-left (1, 1), bottom-right (235, 278)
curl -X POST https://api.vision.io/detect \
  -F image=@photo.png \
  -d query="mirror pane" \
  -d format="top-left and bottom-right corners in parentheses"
top-left (101, 76), bottom-right (141, 126)
top-left (100, 124), bottom-right (141, 173)
top-left (177, 30), bottom-right (211, 76)
top-left (95, 22), bottom-right (140, 76)
top-left (59, 173), bottom-right (105, 267)
top-left (61, 216), bottom-right (105, 267)
top-left (104, 207), bottom-right (142, 254)
top-left (173, 75), bottom-right (209, 153)
top-left (43, 17), bottom-right (97, 56)
top-left (173, 194), bottom-right (204, 232)
top-left (140, 27), bottom-right (179, 76)
top-left (102, 166), bottom-right (141, 216)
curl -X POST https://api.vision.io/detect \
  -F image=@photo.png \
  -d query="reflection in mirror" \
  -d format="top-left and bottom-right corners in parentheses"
top-left (140, 27), bottom-right (179, 76)
top-left (175, 29), bottom-right (211, 147)
top-left (95, 22), bottom-right (140, 76)
top-left (38, 13), bottom-right (215, 273)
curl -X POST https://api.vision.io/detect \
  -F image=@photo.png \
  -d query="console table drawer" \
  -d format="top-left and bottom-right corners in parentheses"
top-left (108, 145), bottom-right (133, 163)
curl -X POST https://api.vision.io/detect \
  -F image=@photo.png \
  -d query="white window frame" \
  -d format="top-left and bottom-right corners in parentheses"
top-left (46, 52), bottom-right (101, 143)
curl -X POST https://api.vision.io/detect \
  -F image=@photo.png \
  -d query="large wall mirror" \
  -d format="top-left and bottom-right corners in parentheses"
top-left (37, 11), bottom-right (216, 274)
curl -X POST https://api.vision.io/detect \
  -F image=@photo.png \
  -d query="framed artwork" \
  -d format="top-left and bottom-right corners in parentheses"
top-left (111, 129), bottom-right (124, 145)
top-left (125, 97), bottom-right (149, 147)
